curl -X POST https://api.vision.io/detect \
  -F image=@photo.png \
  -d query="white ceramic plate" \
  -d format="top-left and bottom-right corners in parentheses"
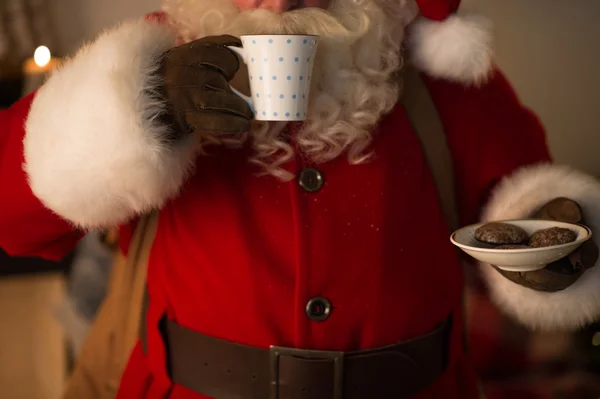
top-left (450, 219), bottom-right (592, 271)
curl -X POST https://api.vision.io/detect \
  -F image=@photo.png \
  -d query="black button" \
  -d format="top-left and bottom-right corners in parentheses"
top-left (305, 297), bottom-right (331, 322)
top-left (298, 168), bottom-right (324, 193)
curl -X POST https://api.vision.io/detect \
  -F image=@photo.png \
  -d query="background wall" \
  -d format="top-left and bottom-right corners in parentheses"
top-left (49, 0), bottom-right (160, 54)
top-left (49, 0), bottom-right (600, 175)
top-left (461, 0), bottom-right (600, 176)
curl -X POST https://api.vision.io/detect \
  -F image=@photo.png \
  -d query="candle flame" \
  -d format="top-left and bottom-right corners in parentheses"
top-left (34, 46), bottom-right (51, 67)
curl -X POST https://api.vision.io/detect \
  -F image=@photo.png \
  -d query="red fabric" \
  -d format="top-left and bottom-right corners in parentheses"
top-left (414, 0), bottom-right (461, 21)
top-left (117, 69), bottom-right (549, 398)
top-left (422, 69), bottom-right (552, 226)
top-left (0, 67), bottom-right (550, 398)
top-left (116, 342), bottom-right (157, 399)
top-left (0, 93), bottom-right (82, 260)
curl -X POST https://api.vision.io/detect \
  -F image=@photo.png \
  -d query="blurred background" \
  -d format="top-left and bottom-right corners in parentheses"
top-left (0, 0), bottom-right (599, 398)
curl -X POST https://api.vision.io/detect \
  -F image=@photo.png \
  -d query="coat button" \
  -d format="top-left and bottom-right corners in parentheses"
top-left (298, 168), bottom-right (324, 193)
top-left (305, 297), bottom-right (331, 321)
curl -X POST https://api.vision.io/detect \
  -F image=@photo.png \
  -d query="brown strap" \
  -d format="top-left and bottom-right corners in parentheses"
top-left (400, 68), bottom-right (489, 397)
top-left (401, 66), bottom-right (459, 232)
top-left (130, 212), bottom-right (159, 356)
top-left (140, 287), bottom-right (150, 354)
top-left (163, 315), bottom-right (451, 399)
top-left (402, 70), bottom-right (489, 399)
top-left (120, 211), bottom-right (159, 353)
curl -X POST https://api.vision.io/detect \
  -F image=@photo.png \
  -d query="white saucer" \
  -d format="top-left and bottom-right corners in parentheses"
top-left (450, 219), bottom-right (592, 271)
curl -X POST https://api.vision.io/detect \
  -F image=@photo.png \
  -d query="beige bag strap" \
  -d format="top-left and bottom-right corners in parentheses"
top-left (400, 66), bottom-right (460, 232)
top-left (113, 211), bottom-right (159, 362)
top-left (63, 211), bottom-right (158, 399)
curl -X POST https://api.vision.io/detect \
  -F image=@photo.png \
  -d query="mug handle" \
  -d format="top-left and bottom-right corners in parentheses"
top-left (226, 45), bottom-right (255, 114)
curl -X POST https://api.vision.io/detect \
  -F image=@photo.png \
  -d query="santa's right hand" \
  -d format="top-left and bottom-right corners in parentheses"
top-left (158, 35), bottom-right (253, 138)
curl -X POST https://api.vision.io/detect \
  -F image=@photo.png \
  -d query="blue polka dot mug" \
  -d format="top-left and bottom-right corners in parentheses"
top-left (227, 34), bottom-right (319, 121)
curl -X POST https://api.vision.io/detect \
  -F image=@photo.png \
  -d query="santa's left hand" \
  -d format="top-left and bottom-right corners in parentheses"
top-left (493, 198), bottom-right (599, 292)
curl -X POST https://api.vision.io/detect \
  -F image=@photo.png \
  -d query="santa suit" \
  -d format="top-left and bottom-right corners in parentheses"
top-left (2, 12), bottom-right (600, 399)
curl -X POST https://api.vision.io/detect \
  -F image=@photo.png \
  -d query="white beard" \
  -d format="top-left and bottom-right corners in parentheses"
top-left (162, 0), bottom-right (418, 180)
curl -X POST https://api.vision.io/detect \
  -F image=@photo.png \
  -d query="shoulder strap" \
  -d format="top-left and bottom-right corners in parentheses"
top-left (121, 211), bottom-right (159, 355)
top-left (62, 211), bottom-right (159, 399)
top-left (401, 66), bottom-right (460, 232)
top-left (401, 71), bottom-right (489, 399)
top-left (127, 211), bottom-right (160, 269)
top-left (126, 210), bottom-right (159, 337)
top-left (111, 210), bottom-right (159, 365)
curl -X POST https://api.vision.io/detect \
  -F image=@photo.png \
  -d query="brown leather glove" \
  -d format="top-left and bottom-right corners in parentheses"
top-left (158, 35), bottom-right (253, 139)
top-left (494, 197), bottom-right (599, 292)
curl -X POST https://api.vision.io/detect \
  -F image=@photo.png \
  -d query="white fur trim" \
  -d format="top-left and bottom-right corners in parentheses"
top-left (481, 163), bottom-right (600, 331)
top-left (24, 19), bottom-right (196, 229)
top-left (408, 14), bottom-right (493, 85)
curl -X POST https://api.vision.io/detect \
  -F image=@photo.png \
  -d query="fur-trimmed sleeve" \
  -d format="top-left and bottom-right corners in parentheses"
top-left (424, 69), bottom-right (600, 331)
top-left (480, 165), bottom-right (600, 331)
top-left (23, 16), bottom-right (197, 229)
top-left (0, 94), bottom-right (83, 260)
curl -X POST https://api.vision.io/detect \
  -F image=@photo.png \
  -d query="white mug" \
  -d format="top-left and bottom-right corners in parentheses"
top-left (227, 34), bottom-right (319, 121)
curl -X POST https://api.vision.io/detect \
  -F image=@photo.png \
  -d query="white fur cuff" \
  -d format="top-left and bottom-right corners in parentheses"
top-left (481, 163), bottom-right (600, 331)
top-left (24, 18), bottom-right (196, 228)
top-left (408, 13), bottom-right (493, 85)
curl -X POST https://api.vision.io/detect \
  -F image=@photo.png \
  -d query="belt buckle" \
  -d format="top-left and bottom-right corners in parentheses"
top-left (269, 345), bottom-right (344, 399)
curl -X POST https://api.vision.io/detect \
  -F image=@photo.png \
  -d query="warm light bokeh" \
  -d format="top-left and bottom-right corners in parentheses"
top-left (33, 46), bottom-right (51, 68)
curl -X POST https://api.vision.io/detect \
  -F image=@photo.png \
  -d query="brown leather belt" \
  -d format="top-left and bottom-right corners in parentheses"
top-left (148, 314), bottom-right (452, 399)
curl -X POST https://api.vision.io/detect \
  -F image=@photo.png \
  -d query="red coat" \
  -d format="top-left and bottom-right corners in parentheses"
top-left (0, 17), bottom-right (569, 399)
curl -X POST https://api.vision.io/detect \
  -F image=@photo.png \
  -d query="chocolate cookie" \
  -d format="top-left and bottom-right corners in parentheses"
top-left (496, 244), bottom-right (530, 250)
top-left (529, 227), bottom-right (577, 248)
top-left (475, 222), bottom-right (528, 245)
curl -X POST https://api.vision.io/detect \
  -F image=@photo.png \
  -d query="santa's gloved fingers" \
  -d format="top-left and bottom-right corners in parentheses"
top-left (183, 108), bottom-right (251, 135)
top-left (193, 90), bottom-right (254, 120)
top-left (534, 197), bottom-right (582, 223)
top-left (165, 36), bottom-right (242, 81)
top-left (568, 240), bottom-right (599, 271)
top-left (493, 264), bottom-right (581, 292)
top-left (165, 67), bottom-right (232, 93)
